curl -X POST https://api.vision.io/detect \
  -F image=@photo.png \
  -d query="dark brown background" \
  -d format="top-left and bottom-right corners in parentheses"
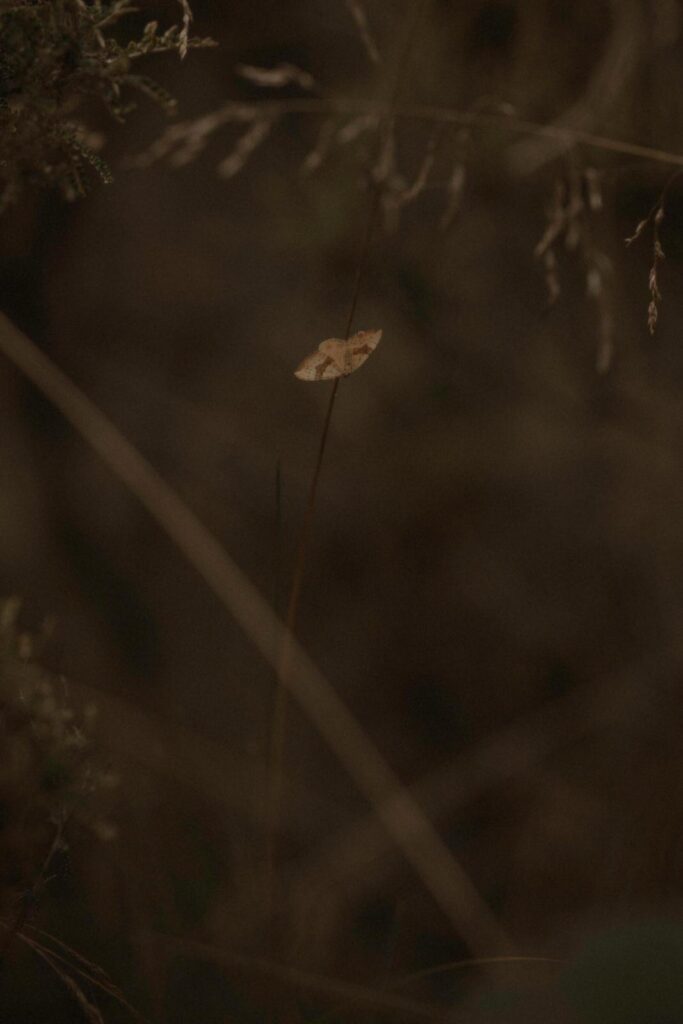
top-left (3, 1), bottom-right (683, 1020)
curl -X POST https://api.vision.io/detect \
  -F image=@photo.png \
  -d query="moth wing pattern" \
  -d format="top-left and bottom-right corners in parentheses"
top-left (347, 329), bottom-right (382, 373)
top-left (318, 338), bottom-right (350, 372)
top-left (294, 350), bottom-right (338, 380)
top-left (294, 328), bottom-right (383, 381)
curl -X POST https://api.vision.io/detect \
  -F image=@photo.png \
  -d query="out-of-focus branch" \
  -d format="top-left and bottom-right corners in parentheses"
top-left (137, 95), bottom-right (683, 172)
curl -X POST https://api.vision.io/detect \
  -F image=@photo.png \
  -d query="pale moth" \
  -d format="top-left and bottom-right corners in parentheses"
top-left (294, 329), bottom-right (382, 381)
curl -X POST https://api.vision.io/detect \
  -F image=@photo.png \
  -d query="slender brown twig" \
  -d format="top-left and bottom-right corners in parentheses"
top-left (264, 0), bottom-right (434, 943)
top-left (0, 815), bottom-right (66, 969)
top-left (16, 926), bottom-right (149, 1023)
top-left (318, 954), bottom-right (564, 1024)
top-left (264, 185), bottom-right (381, 930)
top-left (135, 931), bottom-right (458, 1023)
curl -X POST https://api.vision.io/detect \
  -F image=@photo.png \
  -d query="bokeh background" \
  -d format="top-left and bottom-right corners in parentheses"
top-left (3, 1), bottom-right (683, 1020)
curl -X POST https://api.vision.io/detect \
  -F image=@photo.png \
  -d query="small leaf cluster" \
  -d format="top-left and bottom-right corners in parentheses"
top-left (0, 0), bottom-right (214, 211)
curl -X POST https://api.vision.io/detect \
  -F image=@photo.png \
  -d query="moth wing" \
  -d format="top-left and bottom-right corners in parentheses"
top-left (294, 349), bottom-right (341, 381)
top-left (294, 330), bottom-right (382, 381)
top-left (318, 338), bottom-right (349, 372)
top-left (346, 329), bottom-right (382, 373)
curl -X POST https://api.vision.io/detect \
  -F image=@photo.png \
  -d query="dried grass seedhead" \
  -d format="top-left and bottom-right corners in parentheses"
top-left (626, 198), bottom-right (668, 335)
top-left (535, 163), bottom-right (614, 371)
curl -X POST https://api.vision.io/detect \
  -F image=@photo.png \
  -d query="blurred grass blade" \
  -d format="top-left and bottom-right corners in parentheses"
top-left (0, 312), bottom-right (511, 957)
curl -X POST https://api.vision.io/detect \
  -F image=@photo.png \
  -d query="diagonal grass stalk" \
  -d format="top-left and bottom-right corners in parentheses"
top-left (0, 310), bottom-right (511, 956)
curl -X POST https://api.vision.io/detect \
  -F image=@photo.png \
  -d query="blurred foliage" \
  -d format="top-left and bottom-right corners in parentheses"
top-left (0, 598), bottom-right (115, 919)
top-left (0, 0), bottom-right (214, 211)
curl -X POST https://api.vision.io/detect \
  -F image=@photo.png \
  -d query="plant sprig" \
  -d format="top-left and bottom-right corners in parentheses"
top-left (0, 0), bottom-right (215, 209)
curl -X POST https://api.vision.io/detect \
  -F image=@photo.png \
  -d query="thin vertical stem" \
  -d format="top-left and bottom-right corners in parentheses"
top-left (264, 0), bottom-right (433, 941)
top-left (264, 182), bottom-right (381, 938)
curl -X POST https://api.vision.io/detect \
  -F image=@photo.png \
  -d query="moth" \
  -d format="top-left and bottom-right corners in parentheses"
top-left (294, 329), bottom-right (382, 381)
